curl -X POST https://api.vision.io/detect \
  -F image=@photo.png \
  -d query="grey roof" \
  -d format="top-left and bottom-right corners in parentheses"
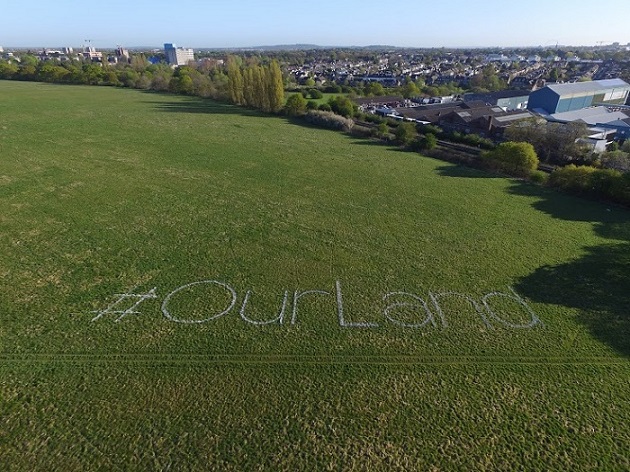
top-left (353, 95), bottom-right (404, 105)
top-left (463, 90), bottom-right (530, 101)
top-left (548, 106), bottom-right (630, 125)
top-left (606, 118), bottom-right (630, 128)
top-left (492, 112), bottom-right (534, 123)
top-left (545, 78), bottom-right (630, 96)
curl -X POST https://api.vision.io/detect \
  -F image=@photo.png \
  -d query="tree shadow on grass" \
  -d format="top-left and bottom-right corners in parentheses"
top-left (434, 164), bottom-right (497, 179)
top-left (509, 180), bottom-right (630, 239)
top-left (508, 179), bottom-right (630, 357)
top-left (150, 100), bottom-right (263, 117)
top-left (515, 243), bottom-right (630, 356)
top-left (145, 93), bottom-right (267, 118)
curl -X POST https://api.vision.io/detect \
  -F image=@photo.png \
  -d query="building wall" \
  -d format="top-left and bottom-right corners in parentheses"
top-left (164, 43), bottom-right (194, 66)
top-left (556, 94), bottom-right (593, 113)
top-left (529, 82), bottom-right (630, 114)
top-left (496, 96), bottom-right (529, 110)
top-left (175, 48), bottom-right (194, 66)
top-left (527, 87), bottom-right (559, 114)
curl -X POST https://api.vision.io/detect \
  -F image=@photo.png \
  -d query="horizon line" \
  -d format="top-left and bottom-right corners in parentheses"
top-left (2, 42), bottom-right (626, 51)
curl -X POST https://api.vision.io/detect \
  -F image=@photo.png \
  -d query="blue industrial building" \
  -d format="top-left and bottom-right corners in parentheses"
top-left (527, 78), bottom-right (630, 115)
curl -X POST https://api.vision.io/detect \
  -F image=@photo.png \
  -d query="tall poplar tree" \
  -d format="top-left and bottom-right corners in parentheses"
top-left (258, 66), bottom-right (271, 112)
top-left (226, 56), bottom-right (244, 105)
top-left (251, 66), bottom-right (264, 110)
top-left (267, 60), bottom-right (285, 113)
top-left (243, 67), bottom-right (255, 107)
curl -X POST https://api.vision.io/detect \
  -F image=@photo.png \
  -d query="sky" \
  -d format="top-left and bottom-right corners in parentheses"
top-left (2, 0), bottom-right (630, 49)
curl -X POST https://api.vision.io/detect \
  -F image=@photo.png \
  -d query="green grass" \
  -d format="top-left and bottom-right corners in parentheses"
top-left (285, 91), bottom-right (342, 105)
top-left (0, 81), bottom-right (629, 470)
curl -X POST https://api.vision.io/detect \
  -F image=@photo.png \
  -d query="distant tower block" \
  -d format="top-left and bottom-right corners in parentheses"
top-left (116, 46), bottom-right (130, 59)
top-left (164, 43), bottom-right (194, 66)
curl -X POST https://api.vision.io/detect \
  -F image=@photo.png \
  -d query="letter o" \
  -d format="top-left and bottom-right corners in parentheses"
top-left (161, 280), bottom-right (237, 324)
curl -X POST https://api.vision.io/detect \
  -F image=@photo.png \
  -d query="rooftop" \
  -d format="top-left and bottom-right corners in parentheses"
top-left (545, 78), bottom-right (630, 96)
top-left (548, 106), bottom-right (630, 125)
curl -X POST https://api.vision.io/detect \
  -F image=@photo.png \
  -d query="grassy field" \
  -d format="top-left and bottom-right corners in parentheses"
top-left (0, 81), bottom-right (628, 470)
top-left (285, 91), bottom-right (342, 105)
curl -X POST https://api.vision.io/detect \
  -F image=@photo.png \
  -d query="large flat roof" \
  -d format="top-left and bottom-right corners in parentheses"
top-left (546, 78), bottom-right (630, 96)
top-left (548, 106), bottom-right (630, 125)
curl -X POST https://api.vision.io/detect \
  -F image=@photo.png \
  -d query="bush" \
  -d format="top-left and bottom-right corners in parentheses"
top-left (482, 141), bottom-right (539, 177)
top-left (418, 123), bottom-right (443, 136)
top-left (445, 131), bottom-right (495, 150)
top-left (308, 89), bottom-right (323, 99)
top-left (600, 150), bottom-right (630, 173)
top-left (306, 100), bottom-right (318, 110)
top-left (327, 95), bottom-right (357, 118)
top-left (285, 93), bottom-right (308, 116)
top-left (547, 164), bottom-right (630, 205)
top-left (318, 103), bottom-right (332, 112)
top-left (548, 164), bottom-right (596, 194)
top-left (412, 133), bottom-right (437, 152)
top-left (364, 114), bottom-right (385, 124)
top-left (394, 122), bottom-right (417, 146)
top-left (372, 122), bottom-right (390, 139)
top-left (609, 172), bottom-right (630, 204)
top-left (529, 170), bottom-right (548, 184)
top-left (350, 124), bottom-right (373, 138)
top-left (303, 110), bottom-right (354, 132)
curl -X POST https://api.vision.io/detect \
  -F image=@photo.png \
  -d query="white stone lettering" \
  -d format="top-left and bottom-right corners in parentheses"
top-left (336, 280), bottom-right (379, 328)
top-left (91, 278), bottom-right (543, 332)
top-left (161, 280), bottom-right (236, 324)
top-left (482, 286), bottom-right (543, 328)
top-left (240, 290), bottom-right (289, 325)
top-left (383, 292), bottom-right (435, 328)
top-left (91, 287), bottom-right (157, 322)
top-left (429, 291), bottom-right (491, 329)
top-left (291, 290), bottom-right (331, 325)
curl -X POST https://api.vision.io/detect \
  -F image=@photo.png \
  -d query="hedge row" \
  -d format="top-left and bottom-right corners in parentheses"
top-left (548, 164), bottom-right (630, 206)
top-left (303, 110), bottom-right (354, 132)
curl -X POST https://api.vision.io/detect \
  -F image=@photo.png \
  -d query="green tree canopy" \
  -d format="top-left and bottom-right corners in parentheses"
top-left (267, 60), bottom-right (285, 113)
top-left (364, 81), bottom-right (385, 96)
top-left (505, 118), bottom-right (590, 164)
top-left (401, 81), bottom-right (419, 98)
top-left (327, 95), bottom-right (356, 118)
top-left (483, 141), bottom-right (539, 176)
top-left (394, 122), bottom-right (417, 146)
top-left (285, 93), bottom-right (308, 116)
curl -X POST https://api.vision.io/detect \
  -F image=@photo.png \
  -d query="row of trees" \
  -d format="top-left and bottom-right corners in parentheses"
top-left (226, 57), bottom-right (284, 113)
top-left (302, 77), bottom-right (463, 100)
top-left (504, 118), bottom-right (592, 165)
top-left (0, 58), bottom-right (232, 101)
top-left (494, 116), bottom-right (630, 176)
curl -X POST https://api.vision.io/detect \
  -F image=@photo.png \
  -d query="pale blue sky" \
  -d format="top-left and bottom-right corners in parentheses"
top-left (2, 0), bottom-right (629, 49)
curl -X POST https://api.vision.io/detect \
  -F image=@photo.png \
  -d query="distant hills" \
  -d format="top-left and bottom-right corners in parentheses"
top-left (194, 44), bottom-right (399, 52)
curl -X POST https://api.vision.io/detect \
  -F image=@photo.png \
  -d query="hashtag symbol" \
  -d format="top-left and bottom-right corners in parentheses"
top-left (91, 287), bottom-right (158, 322)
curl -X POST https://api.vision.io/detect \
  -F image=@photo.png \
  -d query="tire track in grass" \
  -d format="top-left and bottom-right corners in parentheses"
top-left (0, 353), bottom-right (626, 365)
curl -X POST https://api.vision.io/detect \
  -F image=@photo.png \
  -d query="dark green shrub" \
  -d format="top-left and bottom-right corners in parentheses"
top-left (548, 165), bottom-right (596, 194)
top-left (412, 133), bottom-right (437, 152)
top-left (308, 89), bottom-right (323, 99)
top-left (548, 164), bottom-right (630, 205)
top-left (482, 141), bottom-right (539, 177)
top-left (529, 170), bottom-right (548, 184)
